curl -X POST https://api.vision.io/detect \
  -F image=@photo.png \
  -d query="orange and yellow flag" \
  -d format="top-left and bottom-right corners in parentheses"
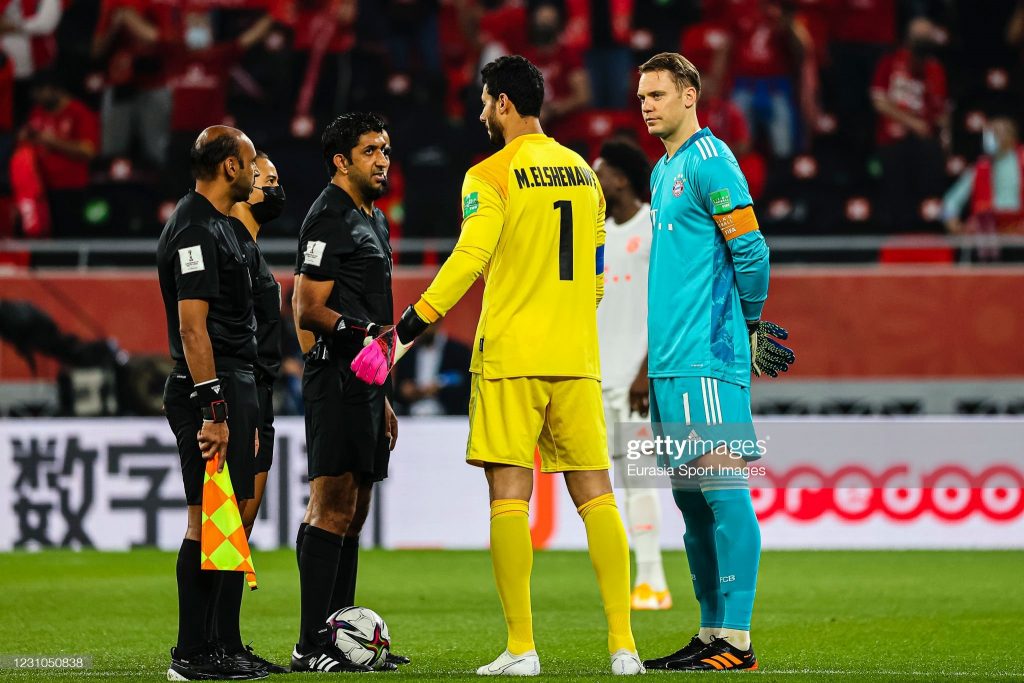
top-left (200, 458), bottom-right (257, 590)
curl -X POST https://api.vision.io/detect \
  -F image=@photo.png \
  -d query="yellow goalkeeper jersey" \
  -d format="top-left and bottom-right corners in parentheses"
top-left (416, 132), bottom-right (606, 380)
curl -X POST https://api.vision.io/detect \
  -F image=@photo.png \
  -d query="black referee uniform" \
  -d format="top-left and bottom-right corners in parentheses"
top-left (233, 218), bottom-right (281, 474)
top-left (295, 183), bottom-right (394, 482)
top-left (158, 191), bottom-right (259, 504)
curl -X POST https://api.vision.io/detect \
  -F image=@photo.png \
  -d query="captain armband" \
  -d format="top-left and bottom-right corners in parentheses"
top-left (712, 205), bottom-right (760, 241)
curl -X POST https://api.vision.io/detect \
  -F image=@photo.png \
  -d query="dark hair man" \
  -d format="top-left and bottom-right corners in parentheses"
top-left (157, 126), bottom-right (266, 681)
top-left (351, 55), bottom-right (643, 676)
top-left (289, 112), bottom-right (403, 673)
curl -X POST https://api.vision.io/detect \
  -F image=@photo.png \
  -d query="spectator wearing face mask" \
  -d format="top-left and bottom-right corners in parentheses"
top-left (532, 2), bottom-right (591, 133)
top-left (943, 117), bottom-right (1024, 235)
top-left (11, 70), bottom-right (99, 237)
top-left (492, 1), bottom-right (591, 134)
top-left (870, 17), bottom-right (949, 231)
top-left (165, 10), bottom-right (274, 193)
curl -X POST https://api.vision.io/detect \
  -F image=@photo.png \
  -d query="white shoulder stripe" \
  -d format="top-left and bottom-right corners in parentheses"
top-left (699, 137), bottom-right (718, 158)
top-left (695, 138), bottom-right (708, 160)
top-left (712, 379), bottom-right (722, 424)
top-left (701, 377), bottom-right (711, 426)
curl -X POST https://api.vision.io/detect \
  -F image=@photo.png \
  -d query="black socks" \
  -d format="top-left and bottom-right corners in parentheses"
top-left (175, 538), bottom-right (215, 656)
top-left (297, 525), bottom-right (342, 651)
top-left (330, 535), bottom-right (360, 613)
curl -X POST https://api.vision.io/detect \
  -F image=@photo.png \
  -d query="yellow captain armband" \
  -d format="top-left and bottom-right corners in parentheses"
top-left (713, 205), bottom-right (760, 241)
top-left (413, 298), bottom-right (442, 324)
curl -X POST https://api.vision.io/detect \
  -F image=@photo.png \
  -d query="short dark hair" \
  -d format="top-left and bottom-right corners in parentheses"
top-left (255, 150), bottom-right (269, 161)
top-left (639, 52), bottom-right (701, 99)
top-left (321, 112), bottom-right (387, 179)
top-left (598, 140), bottom-right (651, 198)
top-left (190, 133), bottom-right (241, 181)
top-left (481, 55), bottom-right (545, 118)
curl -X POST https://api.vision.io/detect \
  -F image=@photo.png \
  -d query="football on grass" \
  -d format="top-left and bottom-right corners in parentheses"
top-left (327, 606), bottom-right (391, 668)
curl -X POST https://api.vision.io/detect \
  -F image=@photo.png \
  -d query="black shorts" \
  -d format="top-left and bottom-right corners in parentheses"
top-left (164, 362), bottom-right (259, 505)
top-left (302, 358), bottom-right (390, 482)
top-left (255, 378), bottom-right (275, 474)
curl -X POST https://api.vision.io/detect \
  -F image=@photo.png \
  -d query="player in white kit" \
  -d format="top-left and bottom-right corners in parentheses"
top-left (593, 139), bottom-right (671, 611)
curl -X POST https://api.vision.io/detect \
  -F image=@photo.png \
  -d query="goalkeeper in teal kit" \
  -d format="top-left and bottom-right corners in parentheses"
top-left (635, 53), bottom-right (794, 672)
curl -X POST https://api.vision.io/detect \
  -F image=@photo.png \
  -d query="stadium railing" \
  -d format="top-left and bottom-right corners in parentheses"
top-left (4, 235), bottom-right (1024, 268)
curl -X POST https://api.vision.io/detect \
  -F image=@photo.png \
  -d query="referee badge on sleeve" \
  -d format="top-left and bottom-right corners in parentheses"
top-left (303, 240), bottom-right (326, 266)
top-left (178, 246), bottom-right (205, 273)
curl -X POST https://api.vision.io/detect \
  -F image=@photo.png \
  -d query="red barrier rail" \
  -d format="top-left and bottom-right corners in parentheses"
top-left (2, 266), bottom-right (1023, 381)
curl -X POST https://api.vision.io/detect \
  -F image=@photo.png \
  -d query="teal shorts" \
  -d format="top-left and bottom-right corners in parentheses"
top-left (649, 376), bottom-right (760, 467)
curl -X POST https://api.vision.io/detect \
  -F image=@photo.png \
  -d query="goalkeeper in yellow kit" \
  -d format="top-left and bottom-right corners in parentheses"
top-left (351, 55), bottom-right (643, 676)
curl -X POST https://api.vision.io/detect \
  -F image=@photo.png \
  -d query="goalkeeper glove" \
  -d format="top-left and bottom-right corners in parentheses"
top-left (350, 305), bottom-right (430, 385)
top-left (747, 320), bottom-right (795, 378)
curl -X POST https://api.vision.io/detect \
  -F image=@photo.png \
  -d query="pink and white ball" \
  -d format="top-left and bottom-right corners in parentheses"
top-left (326, 606), bottom-right (391, 668)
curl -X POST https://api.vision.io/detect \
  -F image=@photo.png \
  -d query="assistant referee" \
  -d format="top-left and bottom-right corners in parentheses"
top-left (157, 125), bottom-right (265, 681)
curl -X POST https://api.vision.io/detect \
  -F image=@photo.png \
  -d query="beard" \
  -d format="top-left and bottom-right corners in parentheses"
top-left (355, 171), bottom-right (388, 200)
top-left (486, 113), bottom-right (505, 147)
top-left (229, 174), bottom-right (254, 203)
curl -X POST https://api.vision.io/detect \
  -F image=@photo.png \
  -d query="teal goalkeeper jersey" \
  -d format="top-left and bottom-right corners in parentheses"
top-left (648, 127), bottom-right (770, 388)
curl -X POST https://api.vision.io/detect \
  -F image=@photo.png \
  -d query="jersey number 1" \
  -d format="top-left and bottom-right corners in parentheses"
top-left (554, 200), bottom-right (572, 281)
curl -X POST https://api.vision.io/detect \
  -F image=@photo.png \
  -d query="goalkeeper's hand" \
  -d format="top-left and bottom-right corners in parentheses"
top-left (350, 305), bottom-right (430, 385)
top-left (747, 320), bottom-right (795, 378)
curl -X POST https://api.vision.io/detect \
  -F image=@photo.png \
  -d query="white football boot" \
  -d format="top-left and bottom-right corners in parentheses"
top-left (476, 649), bottom-right (541, 676)
top-left (610, 649), bottom-right (646, 675)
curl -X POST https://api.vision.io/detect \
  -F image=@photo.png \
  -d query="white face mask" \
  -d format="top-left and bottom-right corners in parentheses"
top-left (185, 26), bottom-right (213, 51)
top-left (982, 129), bottom-right (999, 156)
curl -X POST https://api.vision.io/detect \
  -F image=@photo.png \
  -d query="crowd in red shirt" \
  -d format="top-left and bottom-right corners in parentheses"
top-left (0, 0), bottom-right (1016, 238)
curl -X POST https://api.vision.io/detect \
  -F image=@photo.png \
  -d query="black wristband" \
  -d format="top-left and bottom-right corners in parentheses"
top-left (192, 379), bottom-right (228, 423)
top-left (395, 305), bottom-right (430, 344)
top-left (334, 315), bottom-right (379, 341)
top-left (201, 400), bottom-right (229, 423)
top-left (193, 379), bottom-right (223, 405)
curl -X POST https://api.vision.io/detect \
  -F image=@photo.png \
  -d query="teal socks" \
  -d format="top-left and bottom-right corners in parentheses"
top-left (701, 484), bottom-right (761, 631)
top-left (671, 488), bottom-right (723, 629)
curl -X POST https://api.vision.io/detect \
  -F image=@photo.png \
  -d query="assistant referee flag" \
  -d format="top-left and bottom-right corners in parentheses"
top-left (200, 459), bottom-right (257, 589)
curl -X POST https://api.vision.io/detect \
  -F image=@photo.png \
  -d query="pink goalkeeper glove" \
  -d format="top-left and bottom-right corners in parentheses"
top-left (350, 305), bottom-right (430, 385)
top-left (351, 326), bottom-right (413, 385)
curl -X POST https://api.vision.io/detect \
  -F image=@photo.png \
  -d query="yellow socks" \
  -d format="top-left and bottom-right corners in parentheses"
top-left (490, 499), bottom-right (535, 655)
top-left (578, 493), bottom-right (636, 654)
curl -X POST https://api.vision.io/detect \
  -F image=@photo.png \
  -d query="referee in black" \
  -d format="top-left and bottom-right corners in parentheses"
top-left (289, 112), bottom-right (404, 673)
top-left (201, 150), bottom-right (287, 674)
top-left (158, 125), bottom-right (266, 681)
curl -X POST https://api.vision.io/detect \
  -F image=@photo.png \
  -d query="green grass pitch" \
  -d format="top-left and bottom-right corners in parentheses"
top-left (1, 549), bottom-right (1022, 682)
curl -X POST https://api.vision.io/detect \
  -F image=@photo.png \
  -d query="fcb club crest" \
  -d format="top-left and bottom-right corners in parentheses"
top-left (672, 174), bottom-right (685, 197)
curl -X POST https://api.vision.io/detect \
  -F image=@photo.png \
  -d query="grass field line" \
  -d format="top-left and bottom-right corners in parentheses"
top-left (4, 671), bottom-right (1024, 681)
top-left (762, 669), bottom-right (1024, 678)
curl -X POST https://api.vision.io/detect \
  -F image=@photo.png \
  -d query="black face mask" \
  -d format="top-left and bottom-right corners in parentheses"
top-left (530, 25), bottom-right (559, 46)
top-left (249, 184), bottom-right (286, 225)
top-left (909, 39), bottom-right (930, 58)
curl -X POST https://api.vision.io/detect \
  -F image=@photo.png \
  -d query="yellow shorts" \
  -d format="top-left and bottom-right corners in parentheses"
top-left (466, 374), bottom-right (609, 473)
